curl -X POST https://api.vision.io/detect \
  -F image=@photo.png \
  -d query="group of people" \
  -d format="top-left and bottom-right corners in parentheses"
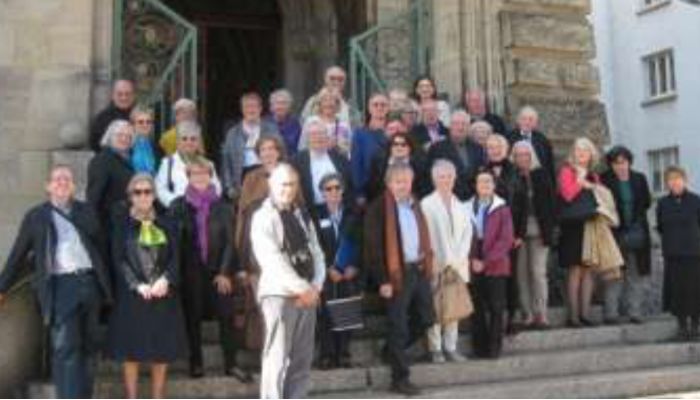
top-left (0, 64), bottom-right (699, 399)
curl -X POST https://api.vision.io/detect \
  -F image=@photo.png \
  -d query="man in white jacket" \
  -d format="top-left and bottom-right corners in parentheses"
top-left (251, 163), bottom-right (326, 399)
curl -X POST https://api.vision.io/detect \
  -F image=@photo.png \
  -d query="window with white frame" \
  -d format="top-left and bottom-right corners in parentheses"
top-left (643, 50), bottom-right (676, 101)
top-left (648, 146), bottom-right (679, 193)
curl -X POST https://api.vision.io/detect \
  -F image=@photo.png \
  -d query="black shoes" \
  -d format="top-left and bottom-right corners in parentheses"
top-left (390, 380), bottom-right (422, 396)
top-left (189, 364), bottom-right (204, 379)
top-left (580, 317), bottom-right (599, 327)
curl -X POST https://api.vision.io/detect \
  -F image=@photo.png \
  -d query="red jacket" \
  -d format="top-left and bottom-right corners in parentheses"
top-left (467, 195), bottom-right (515, 277)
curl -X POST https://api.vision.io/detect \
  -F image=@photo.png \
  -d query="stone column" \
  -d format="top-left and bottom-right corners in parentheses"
top-left (431, 0), bottom-right (463, 103)
top-left (278, 0), bottom-right (339, 110)
top-left (499, 0), bottom-right (607, 157)
top-left (0, 0), bottom-right (98, 395)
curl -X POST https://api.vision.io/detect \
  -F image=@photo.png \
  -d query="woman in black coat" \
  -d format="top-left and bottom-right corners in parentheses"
top-left (601, 146), bottom-right (652, 325)
top-left (168, 157), bottom-right (252, 381)
top-left (656, 166), bottom-right (700, 340)
top-left (87, 119), bottom-right (135, 225)
top-left (367, 132), bottom-right (430, 202)
top-left (485, 133), bottom-right (519, 332)
top-left (107, 174), bottom-right (187, 399)
top-left (313, 173), bottom-right (363, 369)
top-left (510, 141), bottom-right (557, 328)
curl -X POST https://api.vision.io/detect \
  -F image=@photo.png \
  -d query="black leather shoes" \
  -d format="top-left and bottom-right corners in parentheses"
top-left (390, 380), bottom-right (422, 396)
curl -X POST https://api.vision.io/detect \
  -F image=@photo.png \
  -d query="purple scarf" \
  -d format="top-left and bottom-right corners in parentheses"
top-left (185, 184), bottom-right (220, 265)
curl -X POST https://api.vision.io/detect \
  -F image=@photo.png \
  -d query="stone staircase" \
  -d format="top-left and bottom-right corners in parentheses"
top-left (26, 308), bottom-right (700, 398)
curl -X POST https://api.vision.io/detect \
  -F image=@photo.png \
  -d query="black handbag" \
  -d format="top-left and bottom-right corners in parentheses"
top-left (620, 223), bottom-right (646, 251)
top-left (559, 190), bottom-right (598, 223)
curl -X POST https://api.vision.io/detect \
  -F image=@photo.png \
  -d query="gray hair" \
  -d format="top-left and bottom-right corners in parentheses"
top-left (176, 120), bottom-right (201, 140)
top-left (302, 116), bottom-right (327, 144)
top-left (518, 105), bottom-right (539, 121)
top-left (172, 98), bottom-right (197, 113)
top-left (451, 110), bottom-right (471, 124)
top-left (384, 161), bottom-right (414, 184)
top-left (126, 173), bottom-right (155, 195)
top-left (100, 119), bottom-right (133, 148)
top-left (325, 65), bottom-right (346, 80)
top-left (431, 159), bottom-right (457, 183)
top-left (269, 89), bottom-right (293, 105)
top-left (510, 140), bottom-right (542, 171)
top-left (470, 120), bottom-right (493, 136)
top-left (129, 105), bottom-right (153, 121)
top-left (318, 173), bottom-right (344, 192)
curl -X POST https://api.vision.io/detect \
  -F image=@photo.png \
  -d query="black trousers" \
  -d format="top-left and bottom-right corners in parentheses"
top-left (386, 264), bottom-right (434, 383)
top-left (51, 272), bottom-right (102, 399)
top-left (319, 280), bottom-right (358, 364)
top-left (182, 269), bottom-right (237, 370)
top-left (471, 274), bottom-right (507, 358)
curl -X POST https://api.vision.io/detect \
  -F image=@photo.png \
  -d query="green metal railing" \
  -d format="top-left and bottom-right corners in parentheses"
top-left (112, 0), bottom-right (198, 133)
top-left (349, 0), bottom-right (432, 118)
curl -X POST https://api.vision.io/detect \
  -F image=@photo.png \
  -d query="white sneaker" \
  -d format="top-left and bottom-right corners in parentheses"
top-left (431, 352), bottom-right (446, 363)
top-left (445, 351), bottom-right (467, 362)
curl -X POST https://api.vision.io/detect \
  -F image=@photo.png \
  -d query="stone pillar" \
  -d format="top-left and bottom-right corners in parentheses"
top-left (0, 0), bottom-right (98, 394)
top-left (278, 0), bottom-right (339, 111)
top-left (431, 0), bottom-right (462, 103)
top-left (499, 0), bottom-right (607, 156)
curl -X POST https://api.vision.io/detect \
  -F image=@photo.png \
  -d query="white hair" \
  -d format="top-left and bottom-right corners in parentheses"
top-left (325, 65), bottom-right (346, 79)
top-left (431, 159), bottom-right (457, 183)
top-left (510, 140), bottom-right (542, 171)
top-left (301, 116), bottom-right (327, 143)
top-left (172, 98), bottom-right (197, 113)
top-left (451, 110), bottom-right (471, 124)
top-left (176, 120), bottom-right (201, 140)
top-left (269, 89), bottom-right (293, 105)
top-left (129, 105), bottom-right (153, 121)
top-left (518, 105), bottom-right (539, 121)
top-left (268, 163), bottom-right (299, 194)
top-left (100, 119), bottom-right (133, 148)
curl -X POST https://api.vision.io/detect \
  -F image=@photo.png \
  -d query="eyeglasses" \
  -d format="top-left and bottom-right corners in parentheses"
top-left (371, 102), bottom-right (389, 108)
top-left (136, 119), bottom-right (153, 125)
top-left (392, 141), bottom-right (409, 148)
top-left (181, 136), bottom-right (199, 142)
top-left (131, 189), bottom-right (153, 197)
top-left (323, 185), bottom-right (342, 192)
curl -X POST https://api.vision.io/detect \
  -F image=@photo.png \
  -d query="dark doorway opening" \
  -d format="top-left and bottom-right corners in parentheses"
top-left (164, 0), bottom-right (282, 160)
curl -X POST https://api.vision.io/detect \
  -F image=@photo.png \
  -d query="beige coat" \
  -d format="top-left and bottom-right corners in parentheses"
top-left (420, 192), bottom-right (472, 283)
top-left (582, 184), bottom-right (624, 280)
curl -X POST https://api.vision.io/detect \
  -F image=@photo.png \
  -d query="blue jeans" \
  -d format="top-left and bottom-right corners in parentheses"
top-left (50, 272), bottom-right (101, 399)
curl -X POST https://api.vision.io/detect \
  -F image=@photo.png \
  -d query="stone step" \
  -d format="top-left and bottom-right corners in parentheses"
top-left (96, 316), bottom-right (677, 375)
top-left (322, 364), bottom-right (700, 399)
top-left (197, 305), bottom-right (605, 343)
top-left (31, 340), bottom-right (700, 398)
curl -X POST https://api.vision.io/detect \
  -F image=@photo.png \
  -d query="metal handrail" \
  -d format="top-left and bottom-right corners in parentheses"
top-left (113, 0), bottom-right (198, 132)
top-left (348, 0), bottom-right (431, 118)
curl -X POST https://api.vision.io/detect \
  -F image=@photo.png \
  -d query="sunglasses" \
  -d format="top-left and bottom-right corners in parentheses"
top-left (323, 185), bottom-right (342, 192)
top-left (131, 189), bottom-right (153, 197)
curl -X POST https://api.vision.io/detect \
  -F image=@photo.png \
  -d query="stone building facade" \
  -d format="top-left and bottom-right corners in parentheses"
top-left (0, 0), bottom-right (606, 395)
